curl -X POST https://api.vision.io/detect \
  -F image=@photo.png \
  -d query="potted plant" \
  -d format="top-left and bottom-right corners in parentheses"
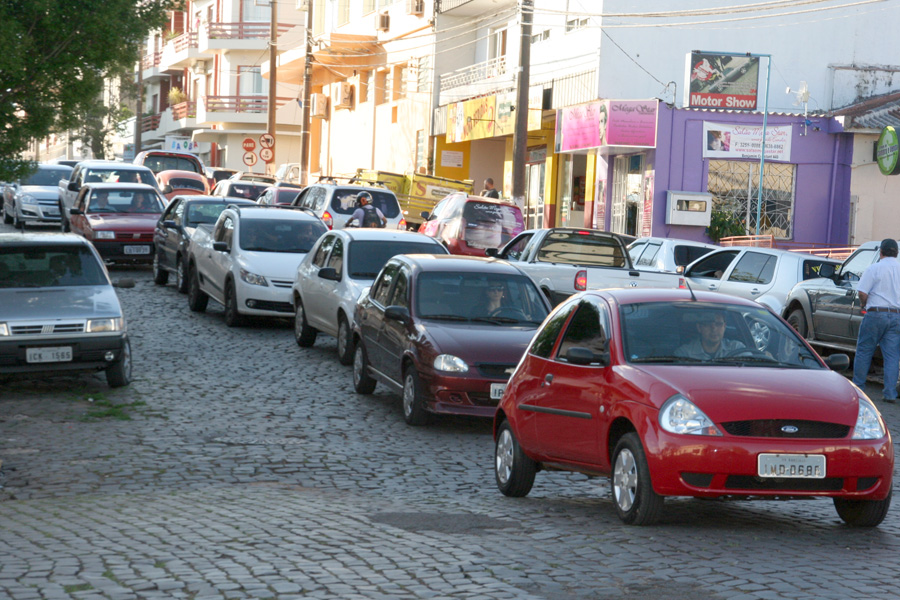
top-left (168, 87), bottom-right (188, 105)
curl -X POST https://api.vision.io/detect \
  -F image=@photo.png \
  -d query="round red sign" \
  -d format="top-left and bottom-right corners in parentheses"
top-left (242, 138), bottom-right (256, 152)
top-left (243, 151), bottom-right (258, 167)
top-left (259, 133), bottom-right (275, 149)
top-left (259, 148), bottom-right (274, 163)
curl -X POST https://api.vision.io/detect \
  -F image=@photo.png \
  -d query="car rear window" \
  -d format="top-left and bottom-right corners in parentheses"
top-left (0, 245), bottom-right (108, 288)
top-left (537, 231), bottom-right (626, 267)
top-left (330, 189), bottom-right (401, 218)
top-left (168, 178), bottom-right (206, 192)
top-left (347, 240), bottom-right (447, 279)
top-left (142, 155), bottom-right (202, 174)
top-left (460, 202), bottom-right (524, 249)
top-left (23, 167), bottom-right (71, 186)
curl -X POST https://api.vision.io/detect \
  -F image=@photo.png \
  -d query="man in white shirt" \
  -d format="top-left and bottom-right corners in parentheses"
top-left (853, 238), bottom-right (900, 402)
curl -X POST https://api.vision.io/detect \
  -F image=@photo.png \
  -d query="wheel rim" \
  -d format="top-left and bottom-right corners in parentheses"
top-left (613, 447), bottom-right (638, 512)
top-left (496, 429), bottom-right (514, 485)
top-left (403, 373), bottom-right (415, 417)
top-left (294, 305), bottom-right (305, 339)
top-left (353, 346), bottom-right (364, 385)
top-left (338, 320), bottom-right (348, 357)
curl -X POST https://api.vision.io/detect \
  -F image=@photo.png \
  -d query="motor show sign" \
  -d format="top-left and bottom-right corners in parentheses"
top-left (702, 122), bottom-right (792, 162)
top-left (685, 52), bottom-right (760, 110)
top-left (876, 126), bottom-right (900, 175)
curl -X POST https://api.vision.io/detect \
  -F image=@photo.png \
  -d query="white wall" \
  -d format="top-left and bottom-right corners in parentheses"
top-left (850, 133), bottom-right (900, 245)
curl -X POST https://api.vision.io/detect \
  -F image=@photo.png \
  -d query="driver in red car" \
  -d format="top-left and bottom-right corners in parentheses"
top-left (675, 312), bottom-right (745, 360)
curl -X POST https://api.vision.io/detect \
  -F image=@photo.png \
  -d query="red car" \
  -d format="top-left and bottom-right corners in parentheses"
top-left (68, 183), bottom-right (166, 264)
top-left (494, 288), bottom-right (893, 527)
top-left (157, 169), bottom-right (210, 201)
top-left (419, 193), bottom-right (524, 256)
top-left (352, 254), bottom-right (551, 425)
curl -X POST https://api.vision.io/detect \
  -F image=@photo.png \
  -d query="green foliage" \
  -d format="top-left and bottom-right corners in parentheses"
top-left (706, 209), bottom-right (745, 243)
top-left (0, 0), bottom-right (179, 180)
top-left (168, 86), bottom-right (188, 105)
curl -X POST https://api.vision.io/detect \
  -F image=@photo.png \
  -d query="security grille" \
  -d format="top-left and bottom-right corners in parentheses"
top-left (707, 160), bottom-right (795, 239)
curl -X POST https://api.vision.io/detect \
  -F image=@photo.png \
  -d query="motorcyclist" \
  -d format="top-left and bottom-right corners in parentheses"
top-left (344, 191), bottom-right (386, 228)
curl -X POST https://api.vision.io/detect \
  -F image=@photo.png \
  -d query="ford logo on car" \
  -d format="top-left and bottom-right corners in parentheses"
top-left (781, 425), bottom-right (799, 433)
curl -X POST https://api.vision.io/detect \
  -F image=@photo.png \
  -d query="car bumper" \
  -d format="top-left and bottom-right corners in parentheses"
top-left (423, 371), bottom-right (508, 418)
top-left (19, 204), bottom-right (61, 222)
top-left (91, 240), bottom-right (155, 263)
top-left (0, 333), bottom-right (127, 375)
top-left (237, 282), bottom-right (294, 316)
top-left (645, 430), bottom-right (893, 500)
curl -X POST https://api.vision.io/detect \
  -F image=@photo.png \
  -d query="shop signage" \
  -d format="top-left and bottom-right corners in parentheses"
top-left (685, 52), bottom-right (760, 110)
top-left (165, 136), bottom-right (206, 153)
top-left (556, 102), bottom-right (603, 153)
top-left (606, 100), bottom-right (658, 147)
top-left (876, 126), bottom-right (900, 176)
top-left (702, 122), bottom-right (792, 162)
top-left (448, 91), bottom-right (544, 143)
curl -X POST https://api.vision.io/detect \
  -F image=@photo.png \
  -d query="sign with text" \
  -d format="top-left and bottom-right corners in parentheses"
top-left (555, 102), bottom-right (603, 153)
top-left (259, 148), bottom-right (274, 163)
top-left (702, 122), bottom-right (792, 162)
top-left (685, 52), bottom-right (760, 110)
top-left (877, 126), bottom-right (900, 175)
top-left (447, 96), bottom-right (496, 144)
top-left (165, 136), bottom-right (206, 154)
top-left (606, 100), bottom-right (658, 147)
top-left (242, 138), bottom-right (256, 152)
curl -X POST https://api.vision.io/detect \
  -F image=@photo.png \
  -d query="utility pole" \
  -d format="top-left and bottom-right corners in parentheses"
top-left (267, 0), bottom-right (278, 175)
top-left (135, 53), bottom-right (144, 155)
top-left (511, 0), bottom-right (533, 212)
top-left (299, 0), bottom-right (314, 186)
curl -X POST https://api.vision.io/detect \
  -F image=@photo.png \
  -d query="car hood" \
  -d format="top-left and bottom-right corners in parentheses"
top-left (0, 285), bottom-right (122, 321)
top-left (239, 251), bottom-right (310, 279)
top-left (420, 321), bottom-right (537, 364)
top-left (88, 214), bottom-right (159, 231)
top-left (20, 186), bottom-right (59, 199)
top-left (631, 365), bottom-right (861, 425)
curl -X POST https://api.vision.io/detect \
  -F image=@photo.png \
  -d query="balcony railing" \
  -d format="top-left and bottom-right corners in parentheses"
top-left (436, 0), bottom-right (475, 12)
top-left (440, 56), bottom-right (507, 92)
top-left (205, 96), bottom-right (293, 113)
top-left (141, 52), bottom-right (161, 70)
top-left (171, 101), bottom-right (197, 120)
top-left (141, 113), bottom-right (161, 132)
top-left (207, 22), bottom-right (292, 40)
top-left (172, 31), bottom-right (198, 53)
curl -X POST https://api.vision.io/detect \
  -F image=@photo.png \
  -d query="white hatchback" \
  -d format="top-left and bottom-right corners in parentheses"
top-left (291, 229), bottom-right (447, 364)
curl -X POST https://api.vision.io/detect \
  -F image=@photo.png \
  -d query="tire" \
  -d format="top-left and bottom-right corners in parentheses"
top-left (353, 341), bottom-right (377, 394)
top-left (2, 205), bottom-right (11, 224)
top-left (834, 490), bottom-right (891, 527)
top-left (293, 299), bottom-right (317, 347)
top-left (152, 253), bottom-right (169, 285)
top-left (187, 265), bottom-right (208, 312)
top-left (787, 308), bottom-right (809, 339)
top-left (13, 210), bottom-right (24, 231)
top-left (60, 201), bottom-right (70, 232)
top-left (224, 280), bottom-right (244, 327)
top-left (495, 420), bottom-right (537, 497)
top-left (611, 433), bottom-right (664, 525)
top-left (106, 338), bottom-right (133, 388)
top-left (402, 366), bottom-right (429, 426)
top-left (175, 256), bottom-right (188, 294)
top-left (336, 314), bottom-right (353, 365)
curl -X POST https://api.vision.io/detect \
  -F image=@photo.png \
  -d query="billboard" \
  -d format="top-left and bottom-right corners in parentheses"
top-left (702, 122), bottom-right (792, 162)
top-left (555, 99), bottom-right (658, 153)
top-left (685, 52), bottom-right (760, 110)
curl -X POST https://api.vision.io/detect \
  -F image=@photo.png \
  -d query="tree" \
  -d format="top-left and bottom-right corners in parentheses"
top-left (0, 0), bottom-right (178, 180)
top-left (68, 68), bottom-right (138, 160)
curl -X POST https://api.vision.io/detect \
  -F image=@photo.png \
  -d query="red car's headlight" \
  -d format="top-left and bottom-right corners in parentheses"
top-left (659, 394), bottom-right (722, 436)
top-left (853, 395), bottom-right (887, 440)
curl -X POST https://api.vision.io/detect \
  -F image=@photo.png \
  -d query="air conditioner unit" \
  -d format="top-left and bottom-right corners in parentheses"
top-left (192, 61), bottom-right (207, 75)
top-left (407, 0), bottom-right (424, 15)
top-left (310, 93), bottom-right (328, 119)
top-left (375, 11), bottom-right (390, 32)
top-left (335, 82), bottom-right (353, 110)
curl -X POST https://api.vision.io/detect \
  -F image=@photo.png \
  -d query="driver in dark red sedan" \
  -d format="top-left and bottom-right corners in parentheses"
top-left (675, 312), bottom-right (745, 360)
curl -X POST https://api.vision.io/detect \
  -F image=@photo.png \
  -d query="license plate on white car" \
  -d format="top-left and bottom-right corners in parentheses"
top-left (26, 346), bottom-right (73, 364)
top-left (758, 453), bottom-right (825, 479)
top-left (124, 245), bottom-right (150, 255)
top-left (490, 383), bottom-right (506, 400)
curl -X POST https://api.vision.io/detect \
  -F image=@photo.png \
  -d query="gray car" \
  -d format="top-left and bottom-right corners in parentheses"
top-left (3, 164), bottom-right (73, 229)
top-left (0, 233), bottom-right (133, 387)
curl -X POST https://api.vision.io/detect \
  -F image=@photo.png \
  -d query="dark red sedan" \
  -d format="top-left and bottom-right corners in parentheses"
top-left (352, 255), bottom-right (551, 425)
top-left (494, 288), bottom-right (893, 527)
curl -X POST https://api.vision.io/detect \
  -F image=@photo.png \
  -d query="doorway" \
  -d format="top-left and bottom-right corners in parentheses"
top-left (525, 146), bottom-right (546, 229)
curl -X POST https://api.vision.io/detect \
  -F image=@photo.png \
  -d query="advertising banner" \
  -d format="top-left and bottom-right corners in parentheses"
top-left (555, 102), bottom-right (603, 153)
top-left (489, 90), bottom-right (545, 138)
top-left (641, 173), bottom-right (654, 238)
top-left (165, 135), bottom-right (207, 154)
top-left (606, 100), bottom-right (658, 147)
top-left (686, 52), bottom-right (760, 110)
top-left (702, 122), bottom-right (792, 162)
top-left (446, 96), bottom-right (496, 143)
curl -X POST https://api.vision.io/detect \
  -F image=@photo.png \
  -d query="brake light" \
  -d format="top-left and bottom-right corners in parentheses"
top-left (398, 218), bottom-right (407, 230)
top-left (322, 211), bottom-right (333, 229)
top-left (575, 269), bottom-right (587, 291)
top-left (576, 230), bottom-right (591, 235)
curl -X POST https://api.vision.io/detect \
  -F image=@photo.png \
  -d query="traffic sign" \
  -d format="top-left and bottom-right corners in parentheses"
top-left (242, 137), bottom-right (256, 152)
top-left (243, 151), bottom-right (258, 167)
top-left (259, 133), bottom-right (275, 149)
top-left (259, 148), bottom-right (274, 163)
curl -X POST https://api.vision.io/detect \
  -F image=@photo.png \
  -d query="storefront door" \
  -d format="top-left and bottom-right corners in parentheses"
top-left (525, 147), bottom-right (546, 229)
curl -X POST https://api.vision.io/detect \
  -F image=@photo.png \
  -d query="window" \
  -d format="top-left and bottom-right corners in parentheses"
top-left (359, 70), bottom-right (371, 103)
top-left (383, 69), bottom-right (392, 103)
top-left (313, 0), bottom-right (326, 35)
top-left (728, 252), bottom-right (776, 284)
top-left (415, 130), bottom-right (425, 172)
top-left (556, 301), bottom-right (609, 364)
top-left (537, 231), bottom-right (626, 267)
top-left (531, 29), bottom-right (550, 44)
top-left (416, 55), bottom-right (431, 93)
top-left (565, 0), bottom-right (588, 32)
top-left (335, 0), bottom-right (350, 26)
top-left (396, 65), bottom-right (407, 99)
top-left (529, 303), bottom-right (577, 358)
top-left (372, 262), bottom-right (399, 305)
top-left (312, 234), bottom-right (336, 268)
top-left (686, 250), bottom-right (739, 279)
top-left (389, 269), bottom-right (410, 308)
top-left (707, 160), bottom-right (796, 239)
top-left (488, 27), bottom-right (507, 61)
top-left (840, 248), bottom-right (877, 281)
top-left (242, 0), bottom-right (270, 22)
top-left (674, 245), bottom-right (715, 268)
top-left (238, 66), bottom-right (263, 96)
top-left (634, 241), bottom-right (662, 268)
top-left (363, 0), bottom-right (376, 13)
top-left (219, 216), bottom-right (234, 246)
top-left (326, 238), bottom-right (344, 277)
top-left (502, 234), bottom-right (533, 261)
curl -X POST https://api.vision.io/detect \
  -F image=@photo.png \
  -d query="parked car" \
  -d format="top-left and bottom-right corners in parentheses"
top-left (211, 179), bottom-right (270, 202)
top-left (781, 240), bottom-right (880, 353)
top-left (49, 159), bottom-right (80, 168)
top-left (68, 183), bottom-right (166, 264)
top-left (0, 233), bottom-right (133, 387)
top-left (681, 246), bottom-right (840, 315)
top-left (291, 181), bottom-right (406, 230)
top-left (157, 169), bottom-right (210, 201)
top-left (493, 287), bottom-right (891, 527)
top-left (153, 196), bottom-right (257, 292)
top-left (186, 205), bottom-right (328, 326)
top-left (229, 172), bottom-right (277, 185)
top-left (59, 161), bottom-right (160, 232)
top-left (205, 167), bottom-right (239, 186)
top-left (352, 254), bottom-right (552, 425)
top-left (419, 193), bottom-right (524, 256)
top-left (292, 229), bottom-right (449, 364)
top-left (257, 183), bottom-right (303, 206)
top-left (627, 236), bottom-right (719, 273)
top-left (3, 164), bottom-right (73, 229)
top-left (133, 150), bottom-right (205, 176)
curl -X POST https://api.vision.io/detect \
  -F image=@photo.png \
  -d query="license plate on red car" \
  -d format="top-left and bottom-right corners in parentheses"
top-left (26, 346), bottom-right (73, 363)
top-left (124, 245), bottom-right (150, 255)
top-left (490, 383), bottom-right (506, 400)
top-left (758, 454), bottom-right (825, 479)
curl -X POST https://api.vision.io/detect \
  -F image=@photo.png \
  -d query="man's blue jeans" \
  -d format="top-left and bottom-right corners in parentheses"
top-left (853, 311), bottom-right (900, 400)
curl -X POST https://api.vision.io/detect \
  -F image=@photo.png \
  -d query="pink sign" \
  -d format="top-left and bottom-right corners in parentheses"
top-left (556, 102), bottom-right (603, 153)
top-left (606, 100), bottom-right (658, 147)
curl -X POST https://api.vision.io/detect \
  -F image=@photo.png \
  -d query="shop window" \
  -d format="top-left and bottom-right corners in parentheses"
top-left (707, 160), bottom-right (795, 239)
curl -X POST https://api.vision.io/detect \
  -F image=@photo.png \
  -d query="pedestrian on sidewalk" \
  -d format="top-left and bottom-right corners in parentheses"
top-left (853, 238), bottom-right (900, 403)
top-left (481, 178), bottom-right (500, 199)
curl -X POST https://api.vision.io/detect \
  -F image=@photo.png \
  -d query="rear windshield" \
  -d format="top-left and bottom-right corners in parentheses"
top-left (330, 189), bottom-right (401, 218)
top-left (277, 189), bottom-right (301, 204)
top-left (460, 202), bottom-right (524, 250)
top-left (239, 219), bottom-right (327, 253)
top-left (169, 178), bottom-right (206, 192)
top-left (347, 240), bottom-right (447, 279)
top-left (23, 167), bottom-right (71, 186)
top-left (83, 169), bottom-right (158, 189)
top-left (185, 202), bottom-right (231, 227)
top-left (226, 183), bottom-right (268, 200)
top-left (142, 155), bottom-right (202, 174)
top-left (537, 231), bottom-right (626, 267)
top-left (0, 245), bottom-right (108, 288)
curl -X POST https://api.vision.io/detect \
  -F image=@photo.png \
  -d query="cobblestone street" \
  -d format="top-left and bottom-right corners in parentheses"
top-left (2, 230), bottom-right (900, 599)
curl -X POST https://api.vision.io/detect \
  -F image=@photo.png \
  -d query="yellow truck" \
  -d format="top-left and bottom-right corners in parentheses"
top-left (353, 169), bottom-right (473, 229)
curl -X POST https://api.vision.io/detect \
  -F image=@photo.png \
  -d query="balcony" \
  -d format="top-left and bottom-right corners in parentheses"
top-left (200, 21), bottom-right (294, 54)
top-left (439, 56), bottom-right (514, 105)
top-left (196, 95), bottom-right (294, 125)
top-left (138, 51), bottom-right (165, 83)
top-left (171, 101), bottom-right (197, 121)
top-left (437, 0), bottom-right (515, 16)
top-left (161, 32), bottom-right (201, 70)
top-left (141, 113), bottom-right (161, 133)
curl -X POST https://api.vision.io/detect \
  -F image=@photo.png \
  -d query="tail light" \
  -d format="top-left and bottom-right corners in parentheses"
top-left (398, 218), bottom-right (407, 230)
top-left (322, 211), bottom-right (333, 229)
top-left (574, 269), bottom-right (587, 291)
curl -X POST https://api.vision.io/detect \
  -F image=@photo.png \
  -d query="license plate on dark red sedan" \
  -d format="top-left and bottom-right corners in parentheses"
top-left (124, 245), bottom-right (150, 255)
top-left (490, 383), bottom-right (506, 400)
top-left (758, 454), bottom-right (825, 478)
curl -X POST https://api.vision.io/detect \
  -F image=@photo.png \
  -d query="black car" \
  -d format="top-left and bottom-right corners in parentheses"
top-left (153, 196), bottom-right (257, 292)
